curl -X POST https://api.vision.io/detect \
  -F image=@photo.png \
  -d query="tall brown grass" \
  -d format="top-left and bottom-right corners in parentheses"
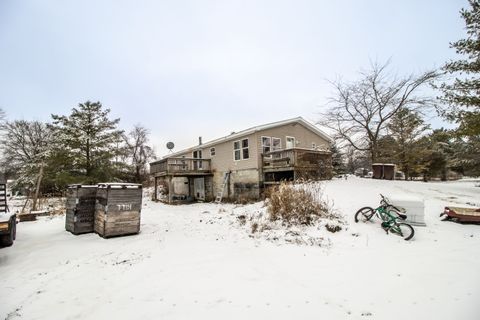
top-left (266, 181), bottom-right (336, 226)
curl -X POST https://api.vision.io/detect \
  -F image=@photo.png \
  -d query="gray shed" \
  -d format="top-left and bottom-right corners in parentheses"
top-left (65, 185), bottom-right (98, 235)
top-left (94, 183), bottom-right (142, 238)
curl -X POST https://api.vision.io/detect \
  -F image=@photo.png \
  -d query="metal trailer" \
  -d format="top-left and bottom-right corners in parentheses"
top-left (0, 183), bottom-right (16, 247)
top-left (441, 206), bottom-right (480, 223)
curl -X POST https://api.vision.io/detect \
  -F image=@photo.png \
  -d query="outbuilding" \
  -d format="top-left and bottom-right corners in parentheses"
top-left (372, 163), bottom-right (396, 180)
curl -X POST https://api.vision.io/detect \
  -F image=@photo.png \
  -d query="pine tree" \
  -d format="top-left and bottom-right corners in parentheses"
top-left (330, 142), bottom-right (345, 175)
top-left (421, 130), bottom-right (453, 181)
top-left (51, 101), bottom-right (123, 184)
top-left (387, 108), bottom-right (430, 179)
top-left (440, 0), bottom-right (480, 136)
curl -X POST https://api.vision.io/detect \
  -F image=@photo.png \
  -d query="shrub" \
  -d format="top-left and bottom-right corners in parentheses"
top-left (266, 181), bottom-right (334, 225)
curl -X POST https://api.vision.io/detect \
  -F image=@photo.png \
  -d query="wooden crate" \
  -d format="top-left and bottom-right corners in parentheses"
top-left (94, 183), bottom-right (142, 238)
top-left (65, 185), bottom-right (98, 235)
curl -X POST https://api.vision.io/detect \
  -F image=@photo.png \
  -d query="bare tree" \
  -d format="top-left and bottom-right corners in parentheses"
top-left (319, 61), bottom-right (438, 163)
top-left (0, 120), bottom-right (52, 211)
top-left (123, 125), bottom-right (156, 183)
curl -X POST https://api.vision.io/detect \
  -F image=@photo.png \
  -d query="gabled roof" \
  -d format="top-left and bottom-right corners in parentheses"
top-left (158, 117), bottom-right (332, 160)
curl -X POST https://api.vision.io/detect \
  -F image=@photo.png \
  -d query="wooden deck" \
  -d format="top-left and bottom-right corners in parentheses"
top-left (150, 157), bottom-right (212, 176)
top-left (262, 148), bottom-right (331, 171)
top-left (262, 148), bottom-right (332, 182)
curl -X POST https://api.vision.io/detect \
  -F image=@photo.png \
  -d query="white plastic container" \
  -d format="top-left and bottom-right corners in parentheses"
top-left (389, 195), bottom-right (426, 227)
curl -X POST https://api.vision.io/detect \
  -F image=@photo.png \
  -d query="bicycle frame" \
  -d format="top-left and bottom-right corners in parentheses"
top-left (374, 206), bottom-right (396, 224)
top-left (373, 205), bottom-right (405, 235)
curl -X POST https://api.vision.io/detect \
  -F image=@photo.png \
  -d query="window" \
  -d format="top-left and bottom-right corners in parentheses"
top-left (233, 139), bottom-right (249, 160)
top-left (286, 136), bottom-right (295, 149)
top-left (193, 150), bottom-right (203, 169)
top-left (233, 141), bottom-right (241, 160)
top-left (272, 137), bottom-right (281, 151)
top-left (210, 147), bottom-right (216, 156)
top-left (261, 136), bottom-right (271, 154)
top-left (242, 138), bottom-right (249, 159)
top-left (312, 142), bottom-right (316, 149)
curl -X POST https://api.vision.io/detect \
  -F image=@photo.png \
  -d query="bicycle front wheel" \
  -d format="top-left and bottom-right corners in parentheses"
top-left (354, 207), bottom-right (375, 223)
top-left (391, 223), bottom-right (415, 241)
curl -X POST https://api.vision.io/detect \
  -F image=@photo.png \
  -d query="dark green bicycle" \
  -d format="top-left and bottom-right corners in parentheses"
top-left (354, 194), bottom-right (415, 241)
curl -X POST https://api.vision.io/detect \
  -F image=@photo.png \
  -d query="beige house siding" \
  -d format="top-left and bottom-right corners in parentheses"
top-left (172, 133), bottom-right (261, 200)
top-left (155, 118), bottom-right (331, 201)
top-left (173, 132), bottom-right (258, 171)
top-left (173, 122), bottom-right (330, 170)
top-left (255, 122), bottom-right (330, 156)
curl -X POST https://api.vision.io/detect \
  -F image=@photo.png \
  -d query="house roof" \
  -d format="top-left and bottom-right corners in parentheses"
top-left (155, 116), bottom-right (332, 161)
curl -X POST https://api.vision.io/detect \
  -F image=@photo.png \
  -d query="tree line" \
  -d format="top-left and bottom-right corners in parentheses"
top-left (0, 102), bottom-right (156, 210)
top-left (324, 0), bottom-right (480, 180)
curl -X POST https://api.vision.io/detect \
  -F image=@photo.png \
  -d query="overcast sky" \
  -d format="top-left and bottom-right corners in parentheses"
top-left (0, 0), bottom-right (467, 157)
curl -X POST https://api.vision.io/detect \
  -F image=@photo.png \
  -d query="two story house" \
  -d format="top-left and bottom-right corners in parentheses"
top-left (150, 117), bottom-right (333, 203)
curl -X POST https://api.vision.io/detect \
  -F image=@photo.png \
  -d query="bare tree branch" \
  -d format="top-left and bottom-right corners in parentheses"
top-left (318, 61), bottom-right (439, 162)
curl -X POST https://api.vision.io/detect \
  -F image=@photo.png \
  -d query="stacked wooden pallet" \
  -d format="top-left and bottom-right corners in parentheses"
top-left (65, 185), bottom-right (97, 235)
top-left (94, 183), bottom-right (142, 238)
top-left (65, 183), bottom-right (142, 238)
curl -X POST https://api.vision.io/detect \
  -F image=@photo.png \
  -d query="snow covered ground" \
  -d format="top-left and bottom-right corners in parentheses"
top-left (1, 177), bottom-right (479, 320)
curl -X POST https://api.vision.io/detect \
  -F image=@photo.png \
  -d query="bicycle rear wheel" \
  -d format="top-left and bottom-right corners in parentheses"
top-left (390, 222), bottom-right (415, 241)
top-left (354, 207), bottom-right (375, 223)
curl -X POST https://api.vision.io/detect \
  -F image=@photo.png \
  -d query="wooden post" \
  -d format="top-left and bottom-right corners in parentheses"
top-left (154, 176), bottom-right (158, 201)
top-left (31, 162), bottom-right (45, 212)
top-left (167, 176), bottom-right (173, 204)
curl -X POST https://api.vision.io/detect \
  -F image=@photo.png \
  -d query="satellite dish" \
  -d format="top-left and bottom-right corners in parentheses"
top-left (166, 142), bottom-right (175, 153)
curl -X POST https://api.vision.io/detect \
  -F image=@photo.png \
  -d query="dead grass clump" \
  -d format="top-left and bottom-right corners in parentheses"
top-left (266, 181), bottom-right (333, 225)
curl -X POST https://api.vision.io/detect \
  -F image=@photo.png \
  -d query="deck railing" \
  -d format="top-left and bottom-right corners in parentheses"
top-left (150, 157), bottom-right (212, 175)
top-left (262, 148), bottom-right (331, 170)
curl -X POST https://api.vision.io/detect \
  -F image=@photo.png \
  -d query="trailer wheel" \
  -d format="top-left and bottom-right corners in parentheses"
top-left (1, 223), bottom-right (15, 247)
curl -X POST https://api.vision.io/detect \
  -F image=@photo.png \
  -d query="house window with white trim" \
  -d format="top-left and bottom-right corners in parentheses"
top-left (272, 137), bottom-right (281, 151)
top-left (312, 142), bottom-right (316, 149)
top-left (261, 136), bottom-right (271, 154)
top-left (210, 147), bottom-right (216, 156)
top-left (233, 141), bottom-right (241, 160)
top-left (242, 138), bottom-right (249, 159)
top-left (286, 136), bottom-right (296, 149)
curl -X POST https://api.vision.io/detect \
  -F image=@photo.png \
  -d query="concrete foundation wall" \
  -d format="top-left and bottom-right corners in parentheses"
top-left (212, 168), bottom-right (261, 201)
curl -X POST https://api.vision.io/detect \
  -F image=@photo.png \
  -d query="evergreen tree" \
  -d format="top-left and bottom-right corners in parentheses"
top-left (419, 129), bottom-right (454, 181)
top-left (376, 135), bottom-right (398, 164)
top-left (440, 0), bottom-right (480, 136)
top-left (51, 101), bottom-right (123, 184)
top-left (387, 108), bottom-right (430, 179)
top-left (330, 142), bottom-right (345, 175)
